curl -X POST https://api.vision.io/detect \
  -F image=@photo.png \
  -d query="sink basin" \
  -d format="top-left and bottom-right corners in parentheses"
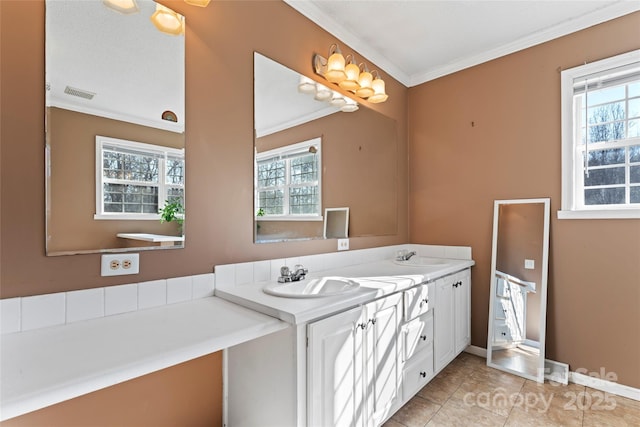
top-left (263, 277), bottom-right (360, 298)
top-left (393, 256), bottom-right (451, 267)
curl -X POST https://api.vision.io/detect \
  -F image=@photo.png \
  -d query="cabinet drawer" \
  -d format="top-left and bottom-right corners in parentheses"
top-left (404, 283), bottom-right (431, 321)
top-left (402, 349), bottom-right (434, 401)
top-left (494, 299), bottom-right (508, 319)
top-left (403, 311), bottom-right (433, 361)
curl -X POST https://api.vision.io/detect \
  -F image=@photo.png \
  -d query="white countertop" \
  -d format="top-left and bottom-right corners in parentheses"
top-left (215, 258), bottom-right (474, 325)
top-left (0, 297), bottom-right (288, 421)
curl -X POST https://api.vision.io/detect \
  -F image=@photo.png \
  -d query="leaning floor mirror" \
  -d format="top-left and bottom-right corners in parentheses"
top-left (487, 198), bottom-right (550, 383)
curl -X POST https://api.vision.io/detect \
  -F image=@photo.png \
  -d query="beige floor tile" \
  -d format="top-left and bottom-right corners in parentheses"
top-left (425, 399), bottom-right (507, 427)
top-left (582, 389), bottom-right (640, 427)
top-left (382, 418), bottom-right (408, 427)
top-left (390, 396), bottom-right (441, 427)
top-left (449, 377), bottom-right (523, 417)
top-left (505, 404), bottom-right (583, 427)
top-left (417, 373), bottom-right (463, 405)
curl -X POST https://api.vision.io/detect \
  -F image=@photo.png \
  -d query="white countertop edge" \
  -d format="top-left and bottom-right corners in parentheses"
top-left (0, 297), bottom-right (288, 421)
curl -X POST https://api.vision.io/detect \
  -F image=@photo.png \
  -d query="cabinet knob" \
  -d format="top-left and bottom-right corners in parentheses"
top-left (419, 298), bottom-right (429, 307)
top-left (420, 372), bottom-right (427, 378)
top-left (420, 335), bottom-right (427, 341)
top-left (501, 332), bottom-right (507, 336)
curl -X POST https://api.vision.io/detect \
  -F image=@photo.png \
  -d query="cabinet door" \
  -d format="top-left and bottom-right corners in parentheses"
top-left (454, 270), bottom-right (471, 354)
top-left (364, 293), bottom-right (402, 426)
top-left (308, 306), bottom-right (365, 427)
top-left (434, 277), bottom-right (455, 373)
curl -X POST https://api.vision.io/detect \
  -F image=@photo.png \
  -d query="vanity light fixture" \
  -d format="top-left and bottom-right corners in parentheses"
top-left (313, 44), bottom-right (389, 103)
top-left (297, 77), bottom-right (359, 113)
top-left (150, 3), bottom-right (185, 36)
top-left (103, 0), bottom-right (139, 14)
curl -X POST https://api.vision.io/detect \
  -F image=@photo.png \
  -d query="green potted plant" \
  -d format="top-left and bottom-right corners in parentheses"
top-left (159, 200), bottom-right (184, 236)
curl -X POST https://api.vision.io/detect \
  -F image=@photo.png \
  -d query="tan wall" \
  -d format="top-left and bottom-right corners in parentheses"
top-left (0, 0), bottom-right (408, 424)
top-left (408, 12), bottom-right (640, 388)
top-left (1, 353), bottom-right (222, 427)
top-left (47, 107), bottom-right (184, 253)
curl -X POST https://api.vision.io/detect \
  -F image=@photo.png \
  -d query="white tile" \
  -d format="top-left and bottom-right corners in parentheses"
top-left (0, 298), bottom-right (21, 334)
top-left (234, 262), bottom-right (254, 285)
top-left (21, 293), bottom-right (66, 331)
top-left (66, 288), bottom-right (104, 323)
top-left (104, 284), bottom-right (138, 316)
top-left (214, 264), bottom-right (235, 288)
top-left (192, 274), bottom-right (215, 299)
top-left (300, 255), bottom-right (324, 275)
top-left (285, 257), bottom-right (301, 268)
top-left (167, 276), bottom-right (192, 304)
top-left (138, 280), bottom-right (167, 309)
top-left (253, 261), bottom-right (271, 283)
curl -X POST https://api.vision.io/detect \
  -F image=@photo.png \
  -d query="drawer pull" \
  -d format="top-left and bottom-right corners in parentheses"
top-left (420, 371), bottom-right (427, 378)
top-left (420, 335), bottom-right (427, 341)
top-left (419, 298), bottom-right (429, 308)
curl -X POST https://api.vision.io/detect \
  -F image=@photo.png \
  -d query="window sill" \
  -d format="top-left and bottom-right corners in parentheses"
top-left (557, 209), bottom-right (640, 220)
top-left (94, 214), bottom-right (160, 221)
top-left (256, 216), bottom-right (323, 222)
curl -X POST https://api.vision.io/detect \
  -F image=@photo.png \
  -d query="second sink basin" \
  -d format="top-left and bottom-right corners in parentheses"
top-left (263, 277), bottom-right (360, 298)
top-left (393, 256), bottom-right (451, 267)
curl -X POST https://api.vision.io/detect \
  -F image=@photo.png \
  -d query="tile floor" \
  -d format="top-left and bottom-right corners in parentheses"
top-left (384, 352), bottom-right (640, 427)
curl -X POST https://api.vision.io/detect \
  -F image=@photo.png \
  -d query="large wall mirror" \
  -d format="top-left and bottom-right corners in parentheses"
top-left (487, 198), bottom-right (550, 382)
top-left (45, 0), bottom-right (185, 255)
top-left (253, 52), bottom-right (398, 243)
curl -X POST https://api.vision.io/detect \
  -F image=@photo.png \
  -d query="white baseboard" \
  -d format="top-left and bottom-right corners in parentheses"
top-left (464, 345), bottom-right (487, 358)
top-left (570, 371), bottom-right (640, 402)
top-left (463, 346), bottom-right (639, 402)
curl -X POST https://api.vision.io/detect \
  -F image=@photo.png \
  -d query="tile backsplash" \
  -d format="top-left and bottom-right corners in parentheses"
top-left (0, 273), bottom-right (215, 335)
top-left (0, 244), bottom-right (472, 336)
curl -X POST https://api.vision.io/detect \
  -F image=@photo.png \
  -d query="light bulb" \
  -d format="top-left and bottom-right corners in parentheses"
top-left (314, 83), bottom-right (332, 101)
top-left (368, 78), bottom-right (388, 103)
top-left (324, 47), bottom-right (347, 83)
top-left (356, 70), bottom-right (374, 98)
top-left (150, 4), bottom-right (184, 36)
top-left (339, 62), bottom-right (361, 91)
top-left (298, 76), bottom-right (316, 94)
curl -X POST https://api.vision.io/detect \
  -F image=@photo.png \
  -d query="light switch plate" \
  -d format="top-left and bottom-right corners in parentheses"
top-left (337, 238), bottom-right (349, 251)
top-left (101, 253), bottom-right (140, 276)
top-left (524, 259), bottom-right (535, 270)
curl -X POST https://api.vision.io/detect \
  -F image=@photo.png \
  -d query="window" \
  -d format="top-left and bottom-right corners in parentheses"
top-left (560, 49), bottom-right (640, 219)
top-left (95, 136), bottom-right (184, 220)
top-left (255, 138), bottom-right (321, 220)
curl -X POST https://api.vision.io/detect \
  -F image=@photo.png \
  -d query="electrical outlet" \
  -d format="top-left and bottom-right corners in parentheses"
top-left (337, 238), bottom-right (349, 251)
top-left (101, 253), bottom-right (140, 276)
top-left (524, 259), bottom-right (535, 270)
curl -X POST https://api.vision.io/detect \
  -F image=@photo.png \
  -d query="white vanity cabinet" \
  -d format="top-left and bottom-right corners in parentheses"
top-left (307, 292), bottom-right (403, 427)
top-left (434, 269), bottom-right (471, 373)
top-left (223, 262), bottom-right (473, 427)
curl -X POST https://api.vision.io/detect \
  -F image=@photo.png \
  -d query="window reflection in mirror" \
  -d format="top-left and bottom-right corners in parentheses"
top-left (253, 52), bottom-right (397, 243)
top-left (45, 0), bottom-right (185, 255)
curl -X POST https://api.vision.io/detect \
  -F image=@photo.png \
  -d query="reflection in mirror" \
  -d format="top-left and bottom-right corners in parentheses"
top-left (324, 208), bottom-right (349, 239)
top-left (253, 52), bottom-right (397, 243)
top-left (45, 0), bottom-right (185, 255)
top-left (487, 198), bottom-right (550, 383)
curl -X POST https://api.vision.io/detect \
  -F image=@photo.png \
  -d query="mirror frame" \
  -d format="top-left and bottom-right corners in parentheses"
top-left (486, 198), bottom-right (550, 383)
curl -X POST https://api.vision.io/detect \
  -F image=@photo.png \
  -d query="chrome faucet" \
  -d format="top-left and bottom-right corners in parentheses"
top-left (397, 250), bottom-right (417, 261)
top-left (278, 264), bottom-right (308, 283)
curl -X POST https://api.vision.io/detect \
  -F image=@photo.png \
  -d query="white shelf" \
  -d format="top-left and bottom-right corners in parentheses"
top-left (117, 233), bottom-right (184, 243)
top-left (0, 298), bottom-right (288, 421)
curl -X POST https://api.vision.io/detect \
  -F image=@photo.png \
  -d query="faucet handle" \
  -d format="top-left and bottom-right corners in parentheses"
top-left (294, 264), bottom-right (308, 273)
top-left (280, 266), bottom-right (290, 277)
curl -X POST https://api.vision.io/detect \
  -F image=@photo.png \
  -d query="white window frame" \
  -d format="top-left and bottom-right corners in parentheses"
top-left (559, 49), bottom-right (640, 219)
top-left (255, 137), bottom-right (322, 221)
top-left (95, 135), bottom-right (185, 220)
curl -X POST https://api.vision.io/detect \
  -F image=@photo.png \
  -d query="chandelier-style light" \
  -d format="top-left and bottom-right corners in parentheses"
top-left (313, 44), bottom-right (389, 104)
